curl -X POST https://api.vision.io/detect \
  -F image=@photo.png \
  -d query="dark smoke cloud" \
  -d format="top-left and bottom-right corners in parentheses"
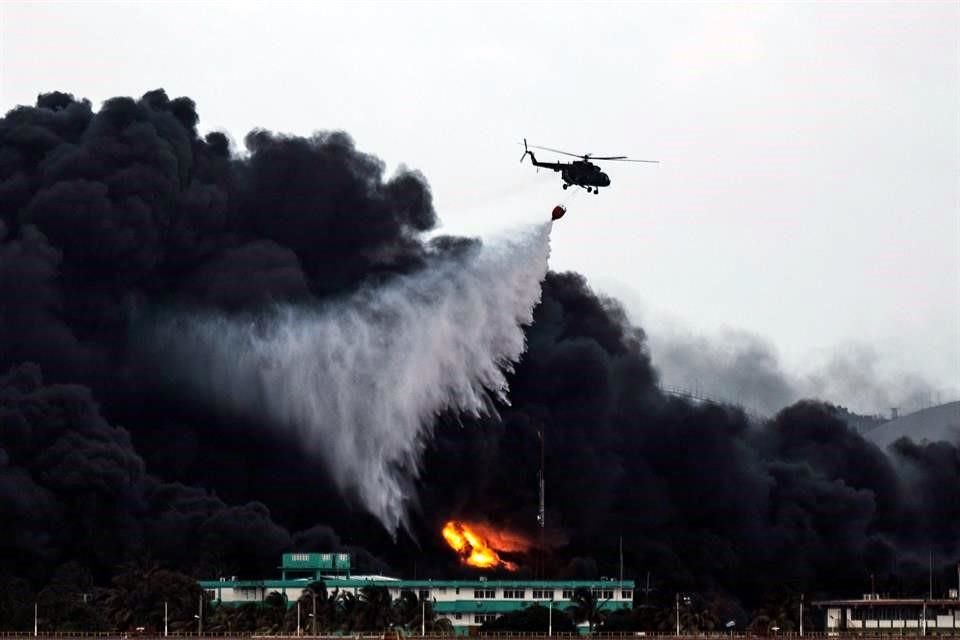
top-left (1, 89), bottom-right (421, 586)
top-left (2, 90), bottom-right (959, 614)
top-left (0, 89), bottom-right (435, 388)
top-left (0, 362), bottom-right (304, 585)
top-left (417, 273), bottom-right (960, 604)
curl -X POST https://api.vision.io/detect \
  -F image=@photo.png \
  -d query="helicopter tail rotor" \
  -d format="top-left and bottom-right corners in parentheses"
top-left (520, 138), bottom-right (531, 163)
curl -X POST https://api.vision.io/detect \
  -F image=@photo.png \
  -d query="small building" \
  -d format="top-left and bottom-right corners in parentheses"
top-left (814, 592), bottom-right (960, 633)
top-left (199, 553), bottom-right (634, 635)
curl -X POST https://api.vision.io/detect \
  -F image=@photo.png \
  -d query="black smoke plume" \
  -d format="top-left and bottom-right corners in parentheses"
top-left (1, 91), bottom-right (958, 620)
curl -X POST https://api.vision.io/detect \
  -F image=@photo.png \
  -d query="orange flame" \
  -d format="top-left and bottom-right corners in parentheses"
top-left (442, 520), bottom-right (530, 571)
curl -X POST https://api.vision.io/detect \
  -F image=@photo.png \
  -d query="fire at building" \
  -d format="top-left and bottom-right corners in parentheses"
top-left (441, 520), bottom-right (530, 571)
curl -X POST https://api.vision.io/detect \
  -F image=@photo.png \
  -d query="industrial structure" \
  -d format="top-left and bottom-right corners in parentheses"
top-left (814, 591), bottom-right (960, 632)
top-left (199, 553), bottom-right (634, 634)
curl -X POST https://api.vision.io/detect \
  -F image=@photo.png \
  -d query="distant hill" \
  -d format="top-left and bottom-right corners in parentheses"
top-left (864, 401), bottom-right (960, 450)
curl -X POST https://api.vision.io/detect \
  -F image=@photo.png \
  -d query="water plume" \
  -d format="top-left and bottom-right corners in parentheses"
top-left (155, 223), bottom-right (552, 534)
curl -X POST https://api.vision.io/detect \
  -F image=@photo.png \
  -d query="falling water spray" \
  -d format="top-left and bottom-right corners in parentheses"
top-left (153, 222), bottom-right (553, 534)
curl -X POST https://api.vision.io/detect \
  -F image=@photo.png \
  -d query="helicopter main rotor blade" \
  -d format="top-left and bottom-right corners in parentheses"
top-left (592, 157), bottom-right (660, 163)
top-left (519, 142), bottom-right (659, 163)
top-left (524, 143), bottom-right (585, 158)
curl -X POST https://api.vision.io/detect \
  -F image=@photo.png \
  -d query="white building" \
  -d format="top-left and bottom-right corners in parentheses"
top-left (200, 553), bottom-right (634, 634)
top-left (815, 592), bottom-right (960, 633)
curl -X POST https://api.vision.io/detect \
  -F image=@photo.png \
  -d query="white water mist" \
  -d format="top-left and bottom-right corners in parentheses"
top-left (155, 223), bottom-right (552, 534)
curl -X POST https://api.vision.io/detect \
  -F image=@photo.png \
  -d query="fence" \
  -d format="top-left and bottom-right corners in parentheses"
top-left (7, 633), bottom-right (960, 640)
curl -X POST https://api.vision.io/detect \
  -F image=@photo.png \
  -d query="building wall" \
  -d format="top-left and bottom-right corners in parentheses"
top-left (202, 578), bottom-right (634, 633)
top-left (822, 604), bottom-right (960, 631)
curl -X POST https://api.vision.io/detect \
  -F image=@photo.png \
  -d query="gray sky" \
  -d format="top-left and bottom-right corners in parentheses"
top-left (2, 1), bottom-right (957, 413)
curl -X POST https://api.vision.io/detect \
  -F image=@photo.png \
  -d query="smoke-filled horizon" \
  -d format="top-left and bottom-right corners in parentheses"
top-left (148, 223), bottom-right (551, 533)
top-left (644, 327), bottom-right (952, 418)
top-left (3, 90), bottom-right (960, 613)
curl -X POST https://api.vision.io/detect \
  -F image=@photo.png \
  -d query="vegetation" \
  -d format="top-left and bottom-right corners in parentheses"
top-left (0, 561), bottom-right (817, 635)
top-left (569, 587), bottom-right (603, 632)
top-left (481, 604), bottom-right (576, 633)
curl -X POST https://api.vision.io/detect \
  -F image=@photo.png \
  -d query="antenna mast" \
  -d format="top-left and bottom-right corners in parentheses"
top-left (619, 535), bottom-right (624, 587)
top-left (538, 428), bottom-right (546, 578)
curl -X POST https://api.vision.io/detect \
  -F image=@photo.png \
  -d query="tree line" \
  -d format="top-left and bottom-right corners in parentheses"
top-left (0, 561), bottom-right (814, 635)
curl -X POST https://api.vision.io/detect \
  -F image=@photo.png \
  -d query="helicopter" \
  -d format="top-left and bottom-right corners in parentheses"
top-left (520, 138), bottom-right (658, 193)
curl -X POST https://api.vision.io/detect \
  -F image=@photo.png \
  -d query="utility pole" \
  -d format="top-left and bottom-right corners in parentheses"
top-left (312, 589), bottom-right (318, 636)
top-left (421, 596), bottom-right (425, 637)
top-left (538, 427), bottom-right (545, 579)
top-left (198, 593), bottom-right (203, 636)
top-left (164, 601), bottom-right (168, 637)
top-left (675, 593), bottom-right (680, 637)
top-left (548, 596), bottom-right (553, 637)
top-left (799, 594), bottom-right (804, 637)
top-left (619, 535), bottom-right (624, 587)
top-left (33, 602), bottom-right (37, 638)
top-left (297, 600), bottom-right (301, 636)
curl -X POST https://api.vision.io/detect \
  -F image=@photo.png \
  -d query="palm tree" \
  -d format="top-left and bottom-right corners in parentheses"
top-left (257, 591), bottom-right (287, 633)
top-left (298, 581), bottom-right (336, 633)
top-left (749, 613), bottom-right (774, 636)
top-left (101, 560), bottom-right (202, 632)
top-left (750, 593), bottom-right (799, 635)
top-left (337, 591), bottom-right (361, 632)
top-left (206, 604), bottom-right (240, 634)
top-left (750, 593), bottom-right (808, 635)
top-left (358, 586), bottom-right (393, 631)
top-left (683, 603), bottom-right (719, 633)
top-left (233, 603), bottom-right (261, 632)
top-left (393, 589), bottom-right (421, 631)
top-left (432, 617), bottom-right (454, 635)
top-left (101, 560), bottom-right (160, 631)
top-left (37, 563), bottom-right (107, 631)
top-left (651, 594), bottom-right (719, 634)
top-left (570, 587), bottom-right (604, 633)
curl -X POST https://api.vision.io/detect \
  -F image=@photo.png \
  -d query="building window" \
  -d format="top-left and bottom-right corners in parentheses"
top-left (474, 589), bottom-right (495, 599)
top-left (532, 589), bottom-right (554, 599)
top-left (504, 589), bottom-right (525, 599)
top-left (622, 590), bottom-right (633, 600)
top-left (475, 614), bottom-right (498, 624)
top-left (455, 613), bottom-right (461, 620)
top-left (455, 588), bottom-right (460, 595)
top-left (562, 590), bottom-right (574, 599)
top-left (419, 590), bottom-right (430, 600)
